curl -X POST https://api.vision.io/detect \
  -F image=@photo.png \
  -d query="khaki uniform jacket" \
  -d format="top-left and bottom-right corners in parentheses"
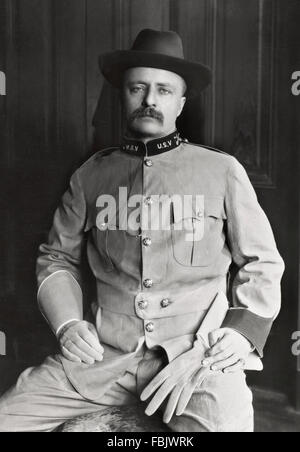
top-left (36, 131), bottom-right (284, 400)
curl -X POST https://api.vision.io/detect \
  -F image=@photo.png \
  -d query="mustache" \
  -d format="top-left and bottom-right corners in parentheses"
top-left (129, 107), bottom-right (164, 124)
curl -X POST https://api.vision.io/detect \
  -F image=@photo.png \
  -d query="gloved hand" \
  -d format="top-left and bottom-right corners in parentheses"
top-left (140, 337), bottom-right (213, 424)
top-left (58, 320), bottom-right (104, 365)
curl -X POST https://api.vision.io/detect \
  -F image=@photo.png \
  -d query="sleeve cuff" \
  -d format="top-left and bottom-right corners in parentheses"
top-left (221, 308), bottom-right (274, 357)
top-left (56, 319), bottom-right (80, 338)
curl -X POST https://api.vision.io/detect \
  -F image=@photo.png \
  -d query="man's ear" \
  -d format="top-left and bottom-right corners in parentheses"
top-left (177, 96), bottom-right (187, 118)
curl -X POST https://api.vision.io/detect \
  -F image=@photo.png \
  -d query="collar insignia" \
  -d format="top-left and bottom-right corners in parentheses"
top-left (121, 131), bottom-right (184, 156)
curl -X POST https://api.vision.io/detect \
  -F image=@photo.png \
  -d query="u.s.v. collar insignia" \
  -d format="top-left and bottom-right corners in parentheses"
top-left (121, 131), bottom-right (184, 156)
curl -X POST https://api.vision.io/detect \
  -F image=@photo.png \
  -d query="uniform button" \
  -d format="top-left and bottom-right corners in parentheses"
top-left (138, 300), bottom-right (148, 310)
top-left (145, 159), bottom-right (153, 167)
top-left (197, 210), bottom-right (204, 218)
top-left (145, 322), bottom-right (154, 333)
top-left (143, 237), bottom-right (152, 247)
top-left (144, 197), bottom-right (153, 206)
top-left (143, 278), bottom-right (153, 288)
top-left (161, 298), bottom-right (171, 308)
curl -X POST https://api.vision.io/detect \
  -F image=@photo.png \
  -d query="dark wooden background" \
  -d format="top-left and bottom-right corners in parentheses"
top-left (0, 0), bottom-right (300, 408)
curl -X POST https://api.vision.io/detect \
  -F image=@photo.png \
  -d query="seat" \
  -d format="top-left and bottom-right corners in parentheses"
top-left (55, 405), bottom-right (170, 432)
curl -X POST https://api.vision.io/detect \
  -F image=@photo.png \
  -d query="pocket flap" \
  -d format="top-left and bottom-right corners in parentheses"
top-left (85, 208), bottom-right (118, 233)
top-left (204, 197), bottom-right (227, 220)
top-left (172, 195), bottom-right (205, 223)
top-left (172, 196), bottom-right (226, 223)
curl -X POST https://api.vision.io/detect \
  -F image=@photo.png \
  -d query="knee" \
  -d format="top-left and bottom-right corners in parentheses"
top-left (0, 393), bottom-right (8, 415)
top-left (0, 400), bottom-right (12, 432)
top-left (169, 372), bottom-right (254, 432)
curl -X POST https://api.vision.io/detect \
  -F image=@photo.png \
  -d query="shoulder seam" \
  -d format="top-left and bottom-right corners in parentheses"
top-left (186, 142), bottom-right (231, 157)
top-left (78, 147), bottom-right (119, 171)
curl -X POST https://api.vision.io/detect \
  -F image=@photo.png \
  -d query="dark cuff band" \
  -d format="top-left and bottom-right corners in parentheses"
top-left (221, 309), bottom-right (274, 357)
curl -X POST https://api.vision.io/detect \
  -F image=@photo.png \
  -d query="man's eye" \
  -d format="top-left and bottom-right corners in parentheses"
top-left (130, 86), bottom-right (144, 93)
top-left (159, 88), bottom-right (171, 95)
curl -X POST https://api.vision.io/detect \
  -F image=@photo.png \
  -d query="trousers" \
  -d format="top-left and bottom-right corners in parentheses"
top-left (0, 345), bottom-right (254, 432)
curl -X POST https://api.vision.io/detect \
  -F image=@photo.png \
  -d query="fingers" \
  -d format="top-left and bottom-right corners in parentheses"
top-left (202, 346), bottom-right (234, 369)
top-left (85, 325), bottom-right (104, 351)
top-left (163, 385), bottom-right (184, 424)
top-left (59, 321), bottom-right (104, 365)
top-left (205, 335), bottom-right (232, 357)
top-left (203, 328), bottom-right (252, 371)
top-left (208, 328), bottom-right (225, 348)
top-left (140, 370), bottom-right (170, 401)
top-left (203, 329), bottom-right (235, 368)
top-left (75, 336), bottom-right (104, 362)
top-left (175, 383), bottom-right (195, 417)
top-left (63, 340), bottom-right (96, 365)
top-left (61, 345), bottom-right (82, 363)
top-left (144, 380), bottom-right (177, 417)
top-left (223, 360), bottom-right (245, 374)
top-left (207, 354), bottom-right (238, 372)
top-left (176, 368), bottom-right (208, 416)
top-left (87, 322), bottom-right (99, 337)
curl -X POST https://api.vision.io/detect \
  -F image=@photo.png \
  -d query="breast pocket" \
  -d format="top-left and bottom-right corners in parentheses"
top-left (85, 213), bottom-right (115, 272)
top-left (85, 208), bottom-right (140, 273)
top-left (171, 196), bottom-right (227, 267)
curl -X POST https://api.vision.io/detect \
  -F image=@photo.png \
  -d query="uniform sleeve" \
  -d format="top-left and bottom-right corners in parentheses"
top-left (36, 170), bottom-right (87, 332)
top-left (222, 157), bottom-right (285, 357)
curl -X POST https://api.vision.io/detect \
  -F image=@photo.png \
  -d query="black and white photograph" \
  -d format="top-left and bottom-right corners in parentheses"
top-left (0, 0), bottom-right (300, 434)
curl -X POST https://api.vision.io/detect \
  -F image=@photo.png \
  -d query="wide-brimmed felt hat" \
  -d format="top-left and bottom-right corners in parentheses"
top-left (99, 29), bottom-right (212, 97)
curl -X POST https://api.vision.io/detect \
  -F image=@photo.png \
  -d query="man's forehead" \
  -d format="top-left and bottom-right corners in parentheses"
top-left (124, 67), bottom-right (185, 85)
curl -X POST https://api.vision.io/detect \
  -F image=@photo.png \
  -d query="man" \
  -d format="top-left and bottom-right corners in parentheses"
top-left (0, 29), bottom-right (284, 432)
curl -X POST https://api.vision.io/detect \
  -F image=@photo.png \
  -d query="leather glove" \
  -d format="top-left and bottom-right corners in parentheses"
top-left (140, 336), bottom-right (212, 424)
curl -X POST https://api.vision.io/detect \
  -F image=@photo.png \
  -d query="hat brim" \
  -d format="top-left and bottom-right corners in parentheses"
top-left (99, 50), bottom-right (212, 97)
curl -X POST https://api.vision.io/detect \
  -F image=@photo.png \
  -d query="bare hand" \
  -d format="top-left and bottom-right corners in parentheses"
top-left (202, 327), bottom-right (252, 373)
top-left (58, 320), bottom-right (104, 365)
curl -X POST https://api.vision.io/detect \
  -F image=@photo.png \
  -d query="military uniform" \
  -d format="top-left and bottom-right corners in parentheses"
top-left (0, 131), bottom-right (284, 432)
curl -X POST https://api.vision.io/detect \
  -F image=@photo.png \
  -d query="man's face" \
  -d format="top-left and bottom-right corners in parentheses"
top-left (122, 67), bottom-right (187, 140)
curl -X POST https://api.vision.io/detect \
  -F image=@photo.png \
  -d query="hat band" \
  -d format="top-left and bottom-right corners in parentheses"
top-left (121, 131), bottom-right (184, 157)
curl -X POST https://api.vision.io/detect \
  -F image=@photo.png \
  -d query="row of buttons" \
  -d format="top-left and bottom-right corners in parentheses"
top-left (141, 155), bottom-right (178, 336)
top-left (143, 158), bottom-right (164, 335)
top-left (138, 298), bottom-right (171, 310)
top-left (143, 157), bottom-right (154, 333)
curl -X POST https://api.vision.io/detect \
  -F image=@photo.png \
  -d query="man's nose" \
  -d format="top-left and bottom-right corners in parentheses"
top-left (142, 88), bottom-right (157, 107)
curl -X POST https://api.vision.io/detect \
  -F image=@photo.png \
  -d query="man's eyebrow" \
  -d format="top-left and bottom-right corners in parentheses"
top-left (126, 81), bottom-right (147, 85)
top-left (126, 81), bottom-right (175, 88)
top-left (156, 82), bottom-right (175, 89)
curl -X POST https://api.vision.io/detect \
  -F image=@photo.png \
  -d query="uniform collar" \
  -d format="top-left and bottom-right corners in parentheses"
top-left (121, 130), bottom-right (183, 157)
